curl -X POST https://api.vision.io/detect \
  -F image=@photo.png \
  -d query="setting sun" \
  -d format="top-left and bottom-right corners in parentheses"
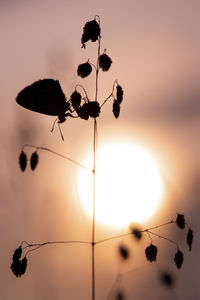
top-left (78, 142), bottom-right (163, 228)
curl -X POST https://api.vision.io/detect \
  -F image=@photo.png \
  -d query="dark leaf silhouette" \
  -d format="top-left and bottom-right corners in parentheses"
top-left (145, 244), bottom-right (158, 262)
top-left (30, 151), bottom-right (39, 171)
top-left (12, 246), bottom-right (22, 262)
top-left (113, 99), bottom-right (120, 118)
top-left (176, 213), bottom-right (185, 229)
top-left (174, 249), bottom-right (184, 269)
top-left (10, 257), bottom-right (27, 278)
top-left (81, 19), bottom-right (100, 46)
top-left (116, 85), bottom-right (123, 104)
top-left (131, 228), bottom-right (142, 240)
top-left (76, 103), bottom-right (89, 120)
top-left (116, 291), bottom-right (125, 300)
top-left (119, 245), bottom-right (129, 260)
top-left (88, 101), bottom-right (101, 118)
top-left (19, 151), bottom-right (27, 172)
top-left (21, 257), bottom-right (27, 275)
top-left (77, 62), bottom-right (92, 78)
top-left (99, 53), bottom-right (112, 71)
top-left (159, 271), bottom-right (174, 288)
top-left (186, 228), bottom-right (193, 251)
top-left (70, 91), bottom-right (82, 110)
top-left (16, 79), bottom-right (69, 119)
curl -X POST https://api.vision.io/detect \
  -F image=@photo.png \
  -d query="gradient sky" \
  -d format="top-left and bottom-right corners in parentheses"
top-left (1, 1), bottom-right (200, 299)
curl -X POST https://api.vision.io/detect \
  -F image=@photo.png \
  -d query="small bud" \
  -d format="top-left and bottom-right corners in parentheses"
top-left (186, 228), bottom-right (193, 251)
top-left (131, 228), bottom-right (142, 240)
top-left (112, 99), bottom-right (120, 118)
top-left (174, 249), bottom-right (183, 269)
top-left (19, 151), bottom-right (27, 172)
top-left (119, 245), bottom-right (129, 260)
top-left (116, 85), bottom-right (123, 103)
top-left (159, 271), bottom-right (174, 288)
top-left (99, 53), bottom-right (112, 71)
top-left (176, 214), bottom-right (185, 229)
top-left (30, 151), bottom-right (39, 171)
top-left (70, 91), bottom-right (82, 110)
top-left (77, 62), bottom-right (92, 78)
top-left (145, 244), bottom-right (158, 262)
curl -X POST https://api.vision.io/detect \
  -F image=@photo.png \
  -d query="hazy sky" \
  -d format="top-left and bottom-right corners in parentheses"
top-left (1, 1), bottom-right (200, 299)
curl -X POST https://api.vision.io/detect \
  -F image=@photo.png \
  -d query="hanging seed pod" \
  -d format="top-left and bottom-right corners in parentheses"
top-left (131, 228), bottom-right (143, 240)
top-left (145, 244), bottom-right (158, 262)
top-left (88, 101), bottom-right (101, 118)
top-left (70, 90), bottom-right (82, 110)
top-left (76, 103), bottom-right (89, 120)
top-left (81, 19), bottom-right (100, 46)
top-left (112, 99), bottom-right (120, 118)
top-left (21, 257), bottom-right (27, 275)
top-left (77, 62), bottom-right (92, 78)
top-left (119, 245), bottom-right (129, 260)
top-left (116, 85), bottom-right (123, 104)
top-left (10, 260), bottom-right (22, 278)
top-left (99, 53), bottom-right (112, 71)
top-left (30, 151), bottom-right (39, 171)
top-left (186, 228), bottom-right (193, 251)
top-left (174, 249), bottom-right (184, 269)
top-left (19, 151), bottom-right (27, 172)
top-left (12, 246), bottom-right (22, 262)
top-left (176, 214), bottom-right (185, 229)
top-left (159, 271), bottom-right (174, 288)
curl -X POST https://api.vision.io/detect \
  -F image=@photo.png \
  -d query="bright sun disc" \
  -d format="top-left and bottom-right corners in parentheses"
top-left (78, 143), bottom-right (163, 228)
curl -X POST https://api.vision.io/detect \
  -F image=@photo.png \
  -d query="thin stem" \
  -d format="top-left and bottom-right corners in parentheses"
top-left (101, 80), bottom-right (117, 107)
top-left (22, 144), bottom-right (92, 171)
top-left (141, 220), bottom-right (175, 232)
top-left (147, 230), bottom-right (179, 248)
top-left (96, 232), bottom-right (132, 245)
top-left (75, 84), bottom-right (90, 101)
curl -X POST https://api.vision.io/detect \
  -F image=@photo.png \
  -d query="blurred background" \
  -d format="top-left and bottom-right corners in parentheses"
top-left (0, 0), bottom-right (199, 299)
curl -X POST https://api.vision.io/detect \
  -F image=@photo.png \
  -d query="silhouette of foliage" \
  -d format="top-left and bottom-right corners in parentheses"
top-left (76, 103), bottom-right (89, 120)
top-left (176, 213), bottom-right (185, 229)
top-left (11, 257), bottom-right (27, 278)
top-left (116, 85), bottom-right (123, 104)
top-left (159, 271), bottom-right (174, 288)
top-left (30, 151), bottom-right (39, 171)
top-left (113, 99), bottom-right (120, 118)
top-left (186, 228), bottom-right (193, 251)
top-left (99, 52), bottom-right (112, 71)
top-left (70, 90), bottom-right (82, 110)
top-left (131, 228), bottom-right (143, 240)
top-left (88, 101), bottom-right (101, 118)
top-left (145, 244), bottom-right (158, 262)
top-left (174, 249), bottom-right (184, 269)
top-left (81, 18), bottom-right (100, 47)
top-left (12, 246), bottom-right (22, 261)
top-left (77, 62), bottom-right (92, 78)
top-left (116, 291), bottom-right (125, 300)
top-left (119, 245), bottom-right (129, 260)
top-left (19, 151), bottom-right (27, 172)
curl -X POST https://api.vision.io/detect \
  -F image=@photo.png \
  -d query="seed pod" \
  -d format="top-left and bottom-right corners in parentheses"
top-left (12, 246), bottom-right (22, 262)
top-left (159, 271), bottom-right (174, 288)
top-left (88, 101), bottom-right (101, 118)
top-left (145, 244), bottom-right (158, 262)
top-left (99, 53), bottom-right (112, 71)
top-left (19, 151), bottom-right (27, 172)
top-left (76, 103), bottom-right (89, 120)
top-left (81, 19), bottom-right (100, 46)
top-left (30, 151), bottom-right (39, 171)
top-left (21, 257), bottom-right (27, 275)
top-left (176, 214), bottom-right (185, 229)
top-left (174, 249), bottom-right (184, 269)
top-left (112, 99), bottom-right (120, 118)
top-left (186, 228), bottom-right (193, 251)
top-left (131, 228), bottom-right (142, 240)
top-left (116, 85), bottom-right (123, 103)
top-left (10, 260), bottom-right (22, 277)
top-left (70, 91), bottom-right (82, 110)
top-left (119, 245), bottom-right (129, 260)
top-left (77, 62), bottom-right (92, 78)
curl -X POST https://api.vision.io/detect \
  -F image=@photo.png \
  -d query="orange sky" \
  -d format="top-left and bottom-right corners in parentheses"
top-left (0, 1), bottom-right (200, 299)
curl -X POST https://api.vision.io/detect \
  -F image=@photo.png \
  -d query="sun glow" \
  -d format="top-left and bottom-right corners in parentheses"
top-left (78, 142), bottom-right (163, 228)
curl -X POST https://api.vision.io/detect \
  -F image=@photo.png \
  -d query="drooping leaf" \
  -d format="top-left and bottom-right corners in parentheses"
top-left (159, 271), bottom-right (174, 288)
top-left (70, 91), bottom-right (82, 110)
top-left (10, 260), bottom-right (22, 278)
top-left (30, 151), bottom-right (39, 171)
top-left (174, 249), bottom-right (184, 269)
top-left (119, 245), bottom-right (129, 260)
top-left (88, 101), bottom-right (101, 118)
top-left (145, 244), bottom-right (158, 262)
top-left (81, 19), bottom-right (100, 46)
top-left (112, 99), bottom-right (120, 118)
top-left (99, 53), bottom-right (112, 71)
top-left (131, 228), bottom-right (142, 240)
top-left (12, 246), bottom-right (22, 262)
top-left (176, 214), bottom-right (185, 229)
top-left (19, 151), bottom-right (27, 172)
top-left (186, 228), bottom-right (193, 251)
top-left (116, 85), bottom-right (123, 104)
top-left (76, 103), bottom-right (89, 120)
top-left (21, 257), bottom-right (27, 275)
top-left (77, 62), bottom-right (92, 78)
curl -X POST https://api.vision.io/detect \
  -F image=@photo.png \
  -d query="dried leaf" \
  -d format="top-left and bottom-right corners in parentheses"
top-left (76, 103), bottom-right (89, 120)
top-left (112, 99), bottom-right (120, 118)
top-left (119, 245), bottom-right (129, 260)
top-left (99, 53), bottom-right (112, 71)
top-left (30, 151), bottom-right (39, 171)
top-left (10, 260), bottom-right (22, 278)
top-left (88, 101), bottom-right (101, 118)
top-left (145, 244), bottom-right (158, 262)
top-left (176, 214), bottom-right (185, 229)
top-left (12, 246), bottom-right (22, 262)
top-left (81, 19), bottom-right (100, 46)
top-left (131, 228), bottom-right (142, 240)
top-left (77, 62), bottom-right (92, 78)
top-left (116, 85), bottom-right (123, 104)
top-left (70, 91), bottom-right (82, 110)
top-left (159, 271), bottom-right (174, 288)
top-left (186, 228), bottom-right (193, 251)
top-left (21, 257), bottom-right (27, 275)
top-left (19, 151), bottom-right (27, 172)
top-left (174, 249), bottom-right (184, 269)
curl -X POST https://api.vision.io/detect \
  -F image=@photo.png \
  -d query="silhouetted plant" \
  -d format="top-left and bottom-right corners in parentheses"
top-left (12, 15), bottom-right (194, 299)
